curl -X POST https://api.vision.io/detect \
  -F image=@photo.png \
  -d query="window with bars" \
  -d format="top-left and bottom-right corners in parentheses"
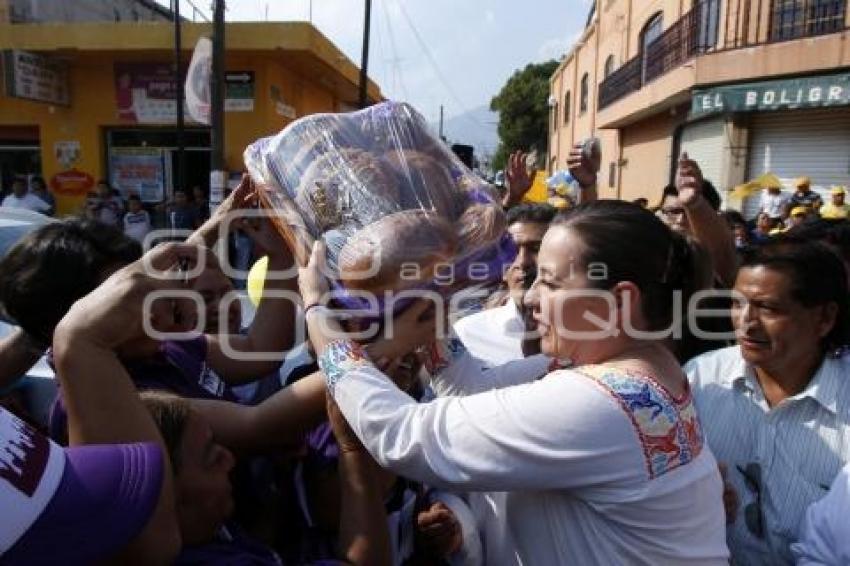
top-left (770, 0), bottom-right (847, 40)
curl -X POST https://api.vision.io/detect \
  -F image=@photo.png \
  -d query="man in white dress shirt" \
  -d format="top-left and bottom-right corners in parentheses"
top-left (792, 461), bottom-right (850, 564)
top-left (687, 238), bottom-right (850, 565)
top-left (453, 203), bottom-right (555, 367)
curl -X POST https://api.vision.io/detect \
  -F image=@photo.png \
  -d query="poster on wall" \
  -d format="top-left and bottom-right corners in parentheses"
top-left (3, 50), bottom-right (70, 106)
top-left (114, 63), bottom-right (202, 124)
top-left (110, 148), bottom-right (166, 202)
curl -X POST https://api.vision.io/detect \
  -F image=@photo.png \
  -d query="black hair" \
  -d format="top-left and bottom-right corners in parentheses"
top-left (740, 237), bottom-right (849, 350)
top-left (30, 176), bottom-right (45, 187)
top-left (721, 210), bottom-right (747, 228)
top-left (658, 181), bottom-right (722, 212)
top-left (505, 203), bottom-right (557, 226)
top-left (0, 218), bottom-right (142, 345)
top-left (127, 194), bottom-right (142, 203)
top-left (552, 200), bottom-right (705, 332)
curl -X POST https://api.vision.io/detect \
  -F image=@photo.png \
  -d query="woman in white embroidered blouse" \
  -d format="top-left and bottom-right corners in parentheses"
top-left (300, 201), bottom-right (729, 565)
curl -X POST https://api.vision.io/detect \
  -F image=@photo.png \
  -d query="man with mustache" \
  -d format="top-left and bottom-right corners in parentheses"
top-left (686, 238), bottom-right (850, 565)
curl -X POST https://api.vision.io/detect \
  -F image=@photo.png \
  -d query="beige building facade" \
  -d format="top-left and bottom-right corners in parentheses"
top-left (549, 0), bottom-right (850, 214)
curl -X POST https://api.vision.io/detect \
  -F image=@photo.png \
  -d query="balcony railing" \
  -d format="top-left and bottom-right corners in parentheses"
top-left (597, 0), bottom-right (848, 111)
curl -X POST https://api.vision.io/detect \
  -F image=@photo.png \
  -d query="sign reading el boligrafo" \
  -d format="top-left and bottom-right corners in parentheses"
top-left (692, 71), bottom-right (850, 117)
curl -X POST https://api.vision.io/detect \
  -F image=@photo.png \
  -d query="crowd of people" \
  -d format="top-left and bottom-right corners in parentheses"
top-left (1, 140), bottom-right (849, 565)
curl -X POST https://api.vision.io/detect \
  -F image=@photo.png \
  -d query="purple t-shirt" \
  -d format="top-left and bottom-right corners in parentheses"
top-left (49, 336), bottom-right (236, 443)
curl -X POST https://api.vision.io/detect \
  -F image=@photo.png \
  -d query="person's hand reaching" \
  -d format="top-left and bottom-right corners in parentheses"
top-left (415, 501), bottom-right (463, 559)
top-left (503, 150), bottom-right (533, 207)
top-left (676, 152), bottom-right (704, 208)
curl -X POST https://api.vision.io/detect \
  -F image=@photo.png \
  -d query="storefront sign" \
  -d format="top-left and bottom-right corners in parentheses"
top-left (3, 50), bottom-right (70, 106)
top-left (114, 63), bottom-right (203, 124)
top-left (692, 72), bottom-right (850, 117)
top-left (50, 169), bottom-right (94, 197)
top-left (225, 71), bottom-right (254, 112)
top-left (110, 148), bottom-right (166, 203)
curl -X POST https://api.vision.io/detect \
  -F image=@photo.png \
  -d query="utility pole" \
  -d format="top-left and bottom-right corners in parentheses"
top-left (439, 105), bottom-right (445, 141)
top-left (173, 0), bottom-right (185, 196)
top-left (358, 0), bottom-right (372, 108)
top-left (209, 0), bottom-right (226, 212)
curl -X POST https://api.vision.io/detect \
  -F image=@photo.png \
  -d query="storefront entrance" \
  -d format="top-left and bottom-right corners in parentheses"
top-left (0, 126), bottom-right (41, 196)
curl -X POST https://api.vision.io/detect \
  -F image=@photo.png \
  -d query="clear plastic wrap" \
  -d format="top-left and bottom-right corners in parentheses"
top-left (244, 101), bottom-right (515, 313)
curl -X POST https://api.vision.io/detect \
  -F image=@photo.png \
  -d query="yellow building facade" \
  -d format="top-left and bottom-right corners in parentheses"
top-left (0, 21), bottom-right (382, 215)
top-left (550, 0), bottom-right (850, 213)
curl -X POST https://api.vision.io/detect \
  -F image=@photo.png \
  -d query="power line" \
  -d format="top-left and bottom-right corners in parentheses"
top-left (390, 0), bottom-right (486, 135)
top-left (380, 0), bottom-right (409, 102)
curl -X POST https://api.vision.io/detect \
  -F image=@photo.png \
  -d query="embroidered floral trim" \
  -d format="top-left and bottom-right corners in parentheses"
top-left (423, 336), bottom-right (467, 375)
top-left (575, 365), bottom-right (705, 480)
top-left (319, 340), bottom-right (372, 398)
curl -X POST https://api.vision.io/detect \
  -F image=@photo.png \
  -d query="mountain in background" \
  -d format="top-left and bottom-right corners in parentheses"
top-left (431, 105), bottom-right (500, 163)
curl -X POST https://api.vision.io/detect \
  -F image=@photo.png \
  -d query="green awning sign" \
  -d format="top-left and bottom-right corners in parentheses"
top-left (692, 72), bottom-right (850, 117)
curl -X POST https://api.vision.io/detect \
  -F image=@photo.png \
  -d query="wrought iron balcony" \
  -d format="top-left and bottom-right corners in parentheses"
top-left (597, 0), bottom-right (848, 111)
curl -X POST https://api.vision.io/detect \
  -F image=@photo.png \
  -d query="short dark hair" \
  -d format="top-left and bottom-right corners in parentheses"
top-left (0, 218), bottom-right (142, 345)
top-left (140, 391), bottom-right (191, 474)
top-left (740, 238), bottom-right (849, 351)
top-left (30, 176), bottom-right (45, 187)
top-left (505, 203), bottom-right (556, 226)
top-left (552, 200), bottom-right (706, 332)
top-left (127, 195), bottom-right (142, 203)
top-left (721, 210), bottom-right (746, 228)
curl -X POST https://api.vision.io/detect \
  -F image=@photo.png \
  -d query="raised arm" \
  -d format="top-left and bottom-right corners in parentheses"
top-left (189, 371), bottom-right (326, 454)
top-left (0, 327), bottom-right (44, 390)
top-left (202, 177), bottom-right (300, 383)
top-left (50, 243), bottom-right (207, 565)
top-left (677, 153), bottom-right (737, 288)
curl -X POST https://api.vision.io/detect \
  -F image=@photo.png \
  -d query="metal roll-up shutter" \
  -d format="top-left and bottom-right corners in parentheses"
top-left (747, 109), bottom-right (850, 207)
top-left (680, 117), bottom-right (726, 192)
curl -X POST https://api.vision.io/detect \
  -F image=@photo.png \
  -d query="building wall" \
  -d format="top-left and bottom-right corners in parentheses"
top-left (550, 0), bottom-right (850, 201)
top-left (618, 110), bottom-right (682, 203)
top-left (0, 49), bottom-right (344, 215)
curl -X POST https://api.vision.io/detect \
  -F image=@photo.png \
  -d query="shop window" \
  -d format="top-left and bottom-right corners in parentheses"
top-left (580, 74), bottom-right (589, 114)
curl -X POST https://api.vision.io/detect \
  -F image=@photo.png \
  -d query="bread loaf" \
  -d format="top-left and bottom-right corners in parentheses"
top-left (337, 209), bottom-right (457, 294)
top-left (456, 203), bottom-right (507, 253)
top-left (383, 150), bottom-right (463, 220)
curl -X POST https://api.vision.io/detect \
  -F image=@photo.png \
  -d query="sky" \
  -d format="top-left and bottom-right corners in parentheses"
top-left (162, 0), bottom-right (591, 124)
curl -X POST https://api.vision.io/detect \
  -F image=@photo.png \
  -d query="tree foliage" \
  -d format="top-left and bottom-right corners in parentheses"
top-left (490, 60), bottom-right (559, 171)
